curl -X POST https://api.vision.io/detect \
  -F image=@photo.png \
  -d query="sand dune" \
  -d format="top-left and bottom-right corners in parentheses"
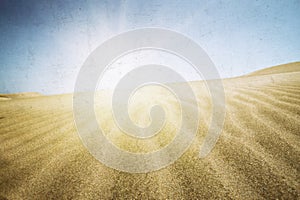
top-left (0, 92), bottom-right (42, 101)
top-left (0, 63), bottom-right (299, 199)
top-left (247, 62), bottom-right (300, 76)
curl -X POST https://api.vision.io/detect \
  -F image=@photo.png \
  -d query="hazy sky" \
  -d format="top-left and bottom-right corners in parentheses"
top-left (0, 0), bottom-right (299, 94)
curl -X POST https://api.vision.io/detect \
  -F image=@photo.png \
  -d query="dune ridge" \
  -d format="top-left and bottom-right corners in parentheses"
top-left (247, 61), bottom-right (300, 76)
top-left (0, 63), bottom-right (299, 199)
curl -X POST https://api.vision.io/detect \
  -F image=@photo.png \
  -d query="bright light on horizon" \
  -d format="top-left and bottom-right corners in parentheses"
top-left (97, 49), bottom-right (203, 91)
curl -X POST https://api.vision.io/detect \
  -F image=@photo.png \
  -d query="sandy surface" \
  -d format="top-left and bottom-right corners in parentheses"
top-left (0, 63), bottom-right (299, 199)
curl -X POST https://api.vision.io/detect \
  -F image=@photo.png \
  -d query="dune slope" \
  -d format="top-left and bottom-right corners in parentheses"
top-left (0, 63), bottom-right (299, 199)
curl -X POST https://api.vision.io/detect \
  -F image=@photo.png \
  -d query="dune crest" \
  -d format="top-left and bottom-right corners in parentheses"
top-left (0, 92), bottom-right (43, 100)
top-left (247, 61), bottom-right (300, 76)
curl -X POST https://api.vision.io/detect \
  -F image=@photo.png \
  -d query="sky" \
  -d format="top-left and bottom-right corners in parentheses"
top-left (0, 0), bottom-right (299, 94)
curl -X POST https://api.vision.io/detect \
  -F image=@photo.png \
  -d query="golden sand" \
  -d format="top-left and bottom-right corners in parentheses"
top-left (0, 62), bottom-right (299, 199)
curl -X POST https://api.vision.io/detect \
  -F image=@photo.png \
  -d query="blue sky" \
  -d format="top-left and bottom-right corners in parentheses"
top-left (0, 0), bottom-right (299, 94)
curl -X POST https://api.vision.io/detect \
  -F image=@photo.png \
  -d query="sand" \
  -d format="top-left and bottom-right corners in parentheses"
top-left (0, 62), bottom-right (299, 199)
